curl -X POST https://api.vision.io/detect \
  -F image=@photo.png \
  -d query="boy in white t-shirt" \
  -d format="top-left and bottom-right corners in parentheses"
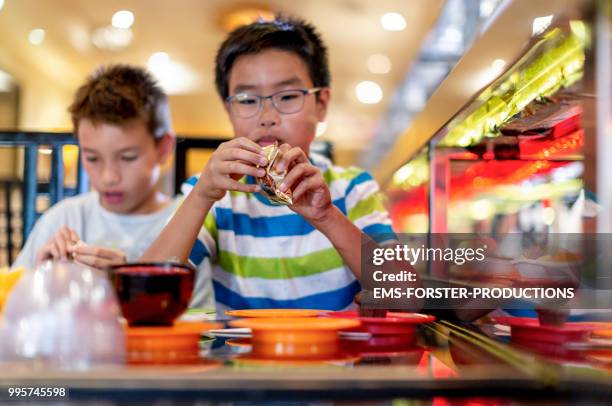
top-left (12, 65), bottom-right (213, 308)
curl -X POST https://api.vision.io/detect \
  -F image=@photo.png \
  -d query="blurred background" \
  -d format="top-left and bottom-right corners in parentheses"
top-left (0, 0), bottom-right (610, 266)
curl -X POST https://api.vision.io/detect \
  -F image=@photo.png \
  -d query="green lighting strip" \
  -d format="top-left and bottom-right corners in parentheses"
top-left (439, 23), bottom-right (587, 148)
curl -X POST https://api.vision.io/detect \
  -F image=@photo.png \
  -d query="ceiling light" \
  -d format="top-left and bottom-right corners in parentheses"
top-left (532, 15), bottom-right (553, 36)
top-left (0, 69), bottom-right (14, 92)
top-left (381, 12), bottom-right (406, 31)
top-left (91, 26), bottom-right (132, 50)
top-left (0, 0), bottom-right (5, 11)
top-left (28, 28), bottom-right (45, 45)
top-left (356, 81), bottom-right (383, 104)
top-left (148, 52), bottom-right (201, 94)
top-left (491, 58), bottom-right (506, 71)
top-left (368, 54), bottom-right (392, 74)
top-left (148, 52), bottom-right (170, 68)
top-left (112, 10), bottom-right (135, 29)
top-left (479, 0), bottom-right (498, 18)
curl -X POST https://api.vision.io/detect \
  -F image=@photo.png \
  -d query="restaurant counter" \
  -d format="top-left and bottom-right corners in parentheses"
top-left (0, 319), bottom-right (610, 404)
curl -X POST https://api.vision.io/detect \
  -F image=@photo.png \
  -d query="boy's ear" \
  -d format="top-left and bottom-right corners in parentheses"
top-left (316, 87), bottom-right (331, 122)
top-left (223, 101), bottom-right (231, 116)
top-left (156, 133), bottom-right (176, 164)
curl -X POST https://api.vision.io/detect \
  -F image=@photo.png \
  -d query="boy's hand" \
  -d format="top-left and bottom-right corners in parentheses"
top-left (36, 225), bottom-right (81, 263)
top-left (275, 144), bottom-right (333, 222)
top-left (72, 243), bottom-right (126, 269)
top-left (196, 137), bottom-right (266, 202)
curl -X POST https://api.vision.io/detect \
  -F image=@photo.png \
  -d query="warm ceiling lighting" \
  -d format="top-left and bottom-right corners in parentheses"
top-left (148, 52), bottom-right (170, 69)
top-left (491, 58), bottom-right (506, 72)
top-left (0, 69), bottom-right (13, 92)
top-left (368, 54), bottom-right (392, 74)
top-left (355, 81), bottom-right (383, 104)
top-left (112, 10), bottom-right (135, 29)
top-left (91, 26), bottom-right (132, 50)
top-left (220, 6), bottom-right (275, 31)
top-left (28, 28), bottom-right (45, 45)
top-left (0, 0), bottom-right (5, 11)
top-left (147, 52), bottom-right (201, 94)
top-left (381, 12), bottom-right (406, 31)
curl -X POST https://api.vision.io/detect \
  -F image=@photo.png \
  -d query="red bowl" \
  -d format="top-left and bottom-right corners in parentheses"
top-left (493, 317), bottom-right (597, 344)
top-left (108, 262), bottom-right (195, 326)
top-left (323, 310), bottom-right (435, 336)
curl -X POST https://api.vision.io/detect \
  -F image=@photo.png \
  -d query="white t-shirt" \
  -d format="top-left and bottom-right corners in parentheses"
top-left (11, 192), bottom-right (214, 309)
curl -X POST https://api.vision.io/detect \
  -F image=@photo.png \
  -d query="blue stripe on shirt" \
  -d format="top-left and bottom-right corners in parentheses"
top-left (215, 196), bottom-right (347, 237)
top-left (345, 172), bottom-right (374, 197)
top-left (213, 279), bottom-right (361, 310)
top-left (188, 239), bottom-right (210, 266)
top-left (362, 223), bottom-right (396, 243)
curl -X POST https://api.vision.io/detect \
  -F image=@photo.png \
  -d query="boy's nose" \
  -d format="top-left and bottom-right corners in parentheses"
top-left (101, 165), bottom-right (121, 186)
top-left (258, 98), bottom-right (279, 128)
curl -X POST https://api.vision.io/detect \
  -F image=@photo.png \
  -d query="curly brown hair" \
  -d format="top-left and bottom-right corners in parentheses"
top-left (68, 64), bottom-right (172, 139)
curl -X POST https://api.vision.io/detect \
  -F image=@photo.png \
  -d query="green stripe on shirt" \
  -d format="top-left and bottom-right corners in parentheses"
top-left (348, 193), bottom-right (386, 222)
top-left (217, 246), bottom-right (344, 279)
top-left (323, 166), bottom-right (363, 184)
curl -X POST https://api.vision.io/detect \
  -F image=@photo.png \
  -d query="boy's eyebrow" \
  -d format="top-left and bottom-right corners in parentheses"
top-left (81, 146), bottom-right (140, 153)
top-left (232, 77), bottom-right (305, 94)
top-left (272, 77), bottom-right (304, 88)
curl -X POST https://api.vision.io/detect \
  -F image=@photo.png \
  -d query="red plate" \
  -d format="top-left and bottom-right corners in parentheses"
top-left (341, 334), bottom-right (422, 358)
top-left (494, 317), bottom-right (598, 344)
top-left (323, 311), bottom-right (435, 335)
top-left (511, 339), bottom-right (590, 363)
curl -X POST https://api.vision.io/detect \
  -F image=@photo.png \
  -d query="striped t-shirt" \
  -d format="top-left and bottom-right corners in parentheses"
top-left (182, 153), bottom-right (394, 312)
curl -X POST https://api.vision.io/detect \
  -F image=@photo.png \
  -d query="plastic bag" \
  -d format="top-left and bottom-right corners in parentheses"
top-left (0, 261), bottom-right (125, 369)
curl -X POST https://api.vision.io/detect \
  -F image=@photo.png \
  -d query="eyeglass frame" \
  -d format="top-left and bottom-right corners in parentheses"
top-left (225, 87), bottom-right (323, 118)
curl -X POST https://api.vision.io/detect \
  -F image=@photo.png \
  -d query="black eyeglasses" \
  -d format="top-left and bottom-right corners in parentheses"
top-left (226, 88), bottom-right (322, 118)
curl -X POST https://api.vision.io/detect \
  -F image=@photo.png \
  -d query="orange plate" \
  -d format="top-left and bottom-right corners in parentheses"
top-left (225, 309), bottom-right (323, 318)
top-left (589, 323), bottom-right (612, 339)
top-left (226, 338), bottom-right (252, 348)
top-left (126, 321), bottom-right (222, 352)
top-left (230, 317), bottom-right (360, 331)
top-left (230, 317), bottom-right (360, 346)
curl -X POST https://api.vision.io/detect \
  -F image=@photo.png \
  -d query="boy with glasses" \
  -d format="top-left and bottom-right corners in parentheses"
top-left (144, 16), bottom-right (395, 311)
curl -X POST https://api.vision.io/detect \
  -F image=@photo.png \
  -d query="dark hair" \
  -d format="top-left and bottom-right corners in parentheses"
top-left (68, 64), bottom-right (172, 139)
top-left (215, 15), bottom-right (330, 100)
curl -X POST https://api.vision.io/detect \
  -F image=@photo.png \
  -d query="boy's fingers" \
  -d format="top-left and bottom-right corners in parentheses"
top-left (68, 229), bottom-right (80, 244)
top-left (219, 161), bottom-right (266, 178)
top-left (73, 254), bottom-right (116, 269)
top-left (279, 163), bottom-right (317, 192)
top-left (36, 243), bottom-right (55, 263)
top-left (218, 148), bottom-right (268, 167)
top-left (275, 146), bottom-right (307, 172)
top-left (73, 245), bottom-right (125, 261)
top-left (222, 137), bottom-right (263, 154)
top-left (292, 174), bottom-right (326, 201)
top-left (54, 235), bottom-right (69, 260)
top-left (219, 177), bottom-right (260, 193)
top-left (48, 242), bottom-right (61, 261)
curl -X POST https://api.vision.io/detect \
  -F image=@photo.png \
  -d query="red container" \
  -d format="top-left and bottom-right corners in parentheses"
top-left (323, 310), bottom-right (435, 336)
top-left (494, 317), bottom-right (597, 344)
top-left (108, 262), bottom-right (195, 326)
